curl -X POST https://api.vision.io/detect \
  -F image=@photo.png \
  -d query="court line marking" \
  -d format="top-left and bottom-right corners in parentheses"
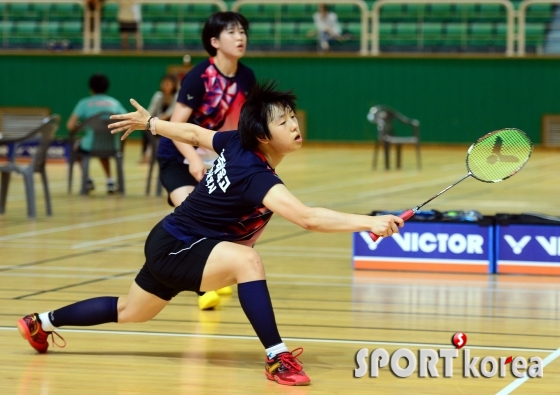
top-left (4, 154), bottom-right (554, 246)
top-left (0, 211), bottom-right (169, 242)
top-left (4, 264), bottom-right (560, 289)
top-left (13, 270), bottom-right (138, 300)
top-left (1, 271), bottom-right (560, 295)
top-left (0, 168), bottom-right (469, 243)
top-left (72, 232), bottom-right (149, 249)
top-left (495, 347), bottom-right (560, 395)
top-left (1, 173), bottom-right (148, 203)
top-left (0, 326), bottom-right (555, 354)
top-left (288, 155), bottom-right (560, 197)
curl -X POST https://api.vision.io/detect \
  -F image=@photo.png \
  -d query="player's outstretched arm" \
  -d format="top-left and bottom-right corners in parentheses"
top-left (262, 184), bottom-right (404, 237)
top-left (109, 98), bottom-right (216, 151)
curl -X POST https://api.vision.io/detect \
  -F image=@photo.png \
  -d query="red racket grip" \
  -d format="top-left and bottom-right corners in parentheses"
top-left (369, 209), bottom-right (415, 241)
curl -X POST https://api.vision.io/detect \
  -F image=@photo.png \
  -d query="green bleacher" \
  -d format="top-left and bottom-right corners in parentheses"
top-left (0, 1), bottom-right (553, 53)
top-left (377, 2), bottom-right (550, 52)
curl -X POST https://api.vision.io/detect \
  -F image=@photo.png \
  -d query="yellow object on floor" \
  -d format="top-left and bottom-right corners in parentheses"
top-left (198, 291), bottom-right (220, 310)
top-left (215, 286), bottom-right (233, 295)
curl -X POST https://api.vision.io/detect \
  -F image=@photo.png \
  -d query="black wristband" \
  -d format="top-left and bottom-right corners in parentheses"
top-left (146, 116), bottom-right (155, 131)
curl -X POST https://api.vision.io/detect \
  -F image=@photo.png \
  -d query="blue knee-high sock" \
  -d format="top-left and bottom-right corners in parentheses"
top-left (49, 297), bottom-right (118, 327)
top-left (237, 280), bottom-right (282, 349)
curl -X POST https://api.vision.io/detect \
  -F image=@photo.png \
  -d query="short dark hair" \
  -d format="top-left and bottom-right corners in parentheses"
top-left (88, 74), bottom-right (109, 94)
top-left (238, 80), bottom-right (297, 151)
top-left (202, 12), bottom-right (249, 56)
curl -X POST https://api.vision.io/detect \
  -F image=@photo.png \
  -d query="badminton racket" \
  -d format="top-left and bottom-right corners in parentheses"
top-left (370, 128), bottom-right (533, 241)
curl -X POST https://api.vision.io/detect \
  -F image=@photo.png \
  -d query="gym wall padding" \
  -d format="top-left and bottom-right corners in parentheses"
top-left (1, 53), bottom-right (558, 144)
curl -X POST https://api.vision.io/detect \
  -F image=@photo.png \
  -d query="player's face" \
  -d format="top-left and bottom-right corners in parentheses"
top-left (215, 23), bottom-right (247, 59)
top-left (267, 105), bottom-right (302, 153)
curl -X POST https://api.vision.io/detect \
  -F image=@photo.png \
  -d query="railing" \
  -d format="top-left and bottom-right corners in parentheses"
top-left (0, 0), bottom-right (84, 50)
top-left (88, 0), bottom-right (228, 53)
top-left (1, 0), bottom-right (558, 56)
top-left (517, 0), bottom-right (558, 56)
top-left (231, 0), bottom-right (370, 55)
top-left (371, 0), bottom-right (516, 56)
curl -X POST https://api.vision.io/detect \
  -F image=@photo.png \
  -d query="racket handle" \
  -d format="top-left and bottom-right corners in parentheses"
top-left (369, 209), bottom-right (416, 241)
top-left (399, 209), bottom-right (416, 221)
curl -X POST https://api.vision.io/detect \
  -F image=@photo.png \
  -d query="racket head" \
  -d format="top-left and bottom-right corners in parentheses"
top-left (466, 128), bottom-right (533, 183)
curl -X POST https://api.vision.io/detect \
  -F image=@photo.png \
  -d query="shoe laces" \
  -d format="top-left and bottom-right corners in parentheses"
top-left (34, 325), bottom-right (67, 349)
top-left (49, 331), bottom-right (67, 349)
top-left (278, 348), bottom-right (304, 373)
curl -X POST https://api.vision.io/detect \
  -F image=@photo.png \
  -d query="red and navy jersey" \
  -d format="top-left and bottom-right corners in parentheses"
top-left (158, 58), bottom-right (256, 161)
top-left (162, 131), bottom-right (283, 246)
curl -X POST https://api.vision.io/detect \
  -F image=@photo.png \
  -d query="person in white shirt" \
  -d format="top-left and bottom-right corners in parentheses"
top-left (312, 3), bottom-right (342, 51)
top-left (118, 0), bottom-right (142, 50)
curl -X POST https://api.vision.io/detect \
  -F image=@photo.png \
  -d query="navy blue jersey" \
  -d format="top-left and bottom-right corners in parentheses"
top-left (162, 131), bottom-right (283, 246)
top-left (158, 58), bottom-right (256, 162)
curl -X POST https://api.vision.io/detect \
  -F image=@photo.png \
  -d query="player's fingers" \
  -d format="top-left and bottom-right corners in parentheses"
top-left (130, 98), bottom-right (143, 111)
top-left (110, 126), bottom-right (125, 134)
top-left (110, 113), bottom-right (134, 121)
top-left (130, 99), bottom-right (150, 117)
top-left (394, 215), bottom-right (405, 226)
top-left (109, 122), bottom-right (125, 131)
top-left (110, 124), bottom-right (131, 134)
top-left (385, 222), bottom-right (393, 236)
top-left (120, 128), bottom-right (134, 140)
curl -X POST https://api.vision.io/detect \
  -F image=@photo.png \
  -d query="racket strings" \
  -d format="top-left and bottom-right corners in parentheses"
top-left (467, 129), bottom-right (532, 182)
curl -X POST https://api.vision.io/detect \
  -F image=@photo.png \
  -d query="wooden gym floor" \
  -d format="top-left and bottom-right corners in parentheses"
top-left (0, 142), bottom-right (559, 394)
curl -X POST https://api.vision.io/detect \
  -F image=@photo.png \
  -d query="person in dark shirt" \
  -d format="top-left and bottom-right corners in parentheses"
top-left (157, 11), bottom-right (256, 309)
top-left (16, 82), bottom-right (403, 387)
top-left (157, 12), bottom-right (256, 207)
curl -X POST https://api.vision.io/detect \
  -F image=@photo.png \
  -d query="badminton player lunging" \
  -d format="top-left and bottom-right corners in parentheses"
top-left (16, 82), bottom-right (403, 386)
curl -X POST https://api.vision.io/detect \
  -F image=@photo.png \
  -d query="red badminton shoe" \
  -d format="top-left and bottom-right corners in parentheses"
top-left (17, 313), bottom-right (65, 354)
top-left (265, 348), bottom-right (310, 386)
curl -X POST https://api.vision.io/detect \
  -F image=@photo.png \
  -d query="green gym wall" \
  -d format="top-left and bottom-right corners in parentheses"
top-left (0, 53), bottom-right (557, 144)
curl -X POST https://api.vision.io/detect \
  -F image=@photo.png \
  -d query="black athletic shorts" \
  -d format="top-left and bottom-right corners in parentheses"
top-left (135, 220), bottom-right (222, 301)
top-left (158, 157), bottom-right (198, 207)
top-left (119, 22), bottom-right (138, 33)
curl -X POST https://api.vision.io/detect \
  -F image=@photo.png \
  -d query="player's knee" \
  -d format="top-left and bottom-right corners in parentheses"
top-left (117, 298), bottom-right (151, 323)
top-left (239, 249), bottom-right (265, 280)
top-left (118, 308), bottom-right (150, 323)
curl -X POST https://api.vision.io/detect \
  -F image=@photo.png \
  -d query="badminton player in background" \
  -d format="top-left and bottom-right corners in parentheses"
top-left (16, 82), bottom-right (403, 386)
top-left (157, 11), bottom-right (256, 310)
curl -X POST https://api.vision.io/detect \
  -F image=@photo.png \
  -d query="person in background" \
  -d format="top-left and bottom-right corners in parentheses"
top-left (311, 3), bottom-right (343, 51)
top-left (85, 0), bottom-right (105, 28)
top-left (67, 74), bottom-right (126, 194)
top-left (157, 12), bottom-right (256, 310)
top-left (118, 0), bottom-right (142, 50)
top-left (140, 74), bottom-right (178, 164)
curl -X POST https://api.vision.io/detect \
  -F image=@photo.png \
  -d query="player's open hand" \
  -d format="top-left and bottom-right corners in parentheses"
top-left (370, 215), bottom-right (404, 237)
top-left (108, 99), bottom-right (150, 140)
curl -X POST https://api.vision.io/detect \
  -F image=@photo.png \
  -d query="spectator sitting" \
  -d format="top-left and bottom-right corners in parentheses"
top-left (67, 74), bottom-right (127, 193)
top-left (310, 3), bottom-right (348, 51)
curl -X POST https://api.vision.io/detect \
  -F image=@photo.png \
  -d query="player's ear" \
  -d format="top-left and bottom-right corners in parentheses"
top-left (210, 37), bottom-right (220, 50)
top-left (256, 136), bottom-right (270, 145)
